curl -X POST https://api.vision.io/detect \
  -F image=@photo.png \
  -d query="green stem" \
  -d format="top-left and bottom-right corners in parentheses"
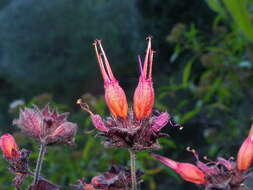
top-left (33, 143), bottom-right (47, 185)
top-left (129, 149), bottom-right (137, 190)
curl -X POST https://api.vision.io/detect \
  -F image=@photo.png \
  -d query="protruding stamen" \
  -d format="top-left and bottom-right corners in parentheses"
top-left (203, 156), bottom-right (216, 165)
top-left (93, 41), bottom-right (109, 83)
top-left (138, 55), bottom-right (143, 74)
top-left (77, 99), bottom-right (93, 115)
top-left (187, 147), bottom-right (200, 161)
top-left (142, 36), bottom-right (152, 79)
top-left (149, 50), bottom-right (154, 80)
top-left (169, 117), bottom-right (183, 130)
top-left (97, 40), bottom-right (115, 80)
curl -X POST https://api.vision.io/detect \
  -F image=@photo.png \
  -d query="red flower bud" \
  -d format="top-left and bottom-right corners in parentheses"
top-left (152, 153), bottom-right (206, 184)
top-left (133, 37), bottom-right (154, 120)
top-left (94, 40), bottom-right (128, 119)
top-left (237, 136), bottom-right (253, 171)
top-left (0, 133), bottom-right (20, 159)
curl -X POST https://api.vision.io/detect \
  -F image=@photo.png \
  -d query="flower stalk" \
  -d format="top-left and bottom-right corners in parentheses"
top-left (33, 143), bottom-right (47, 186)
top-left (129, 149), bottom-right (137, 190)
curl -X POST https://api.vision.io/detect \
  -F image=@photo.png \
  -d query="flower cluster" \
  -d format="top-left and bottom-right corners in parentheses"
top-left (152, 124), bottom-right (253, 190)
top-left (0, 105), bottom-right (77, 190)
top-left (78, 37), bottom-right (181, 150)
top-left (13, 105), bottom-right (77, 145)
top-left (2, 37), bottom-right (252, 190)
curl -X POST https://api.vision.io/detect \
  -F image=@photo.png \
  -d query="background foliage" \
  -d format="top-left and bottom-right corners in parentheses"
top-left (0, 0), bottom-right (253, 189)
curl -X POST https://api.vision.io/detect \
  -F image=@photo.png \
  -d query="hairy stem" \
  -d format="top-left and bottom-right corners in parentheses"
top-left (129, 149), bottom-right (137, 190)
top-left (33, 143), bottom-right (47, 185)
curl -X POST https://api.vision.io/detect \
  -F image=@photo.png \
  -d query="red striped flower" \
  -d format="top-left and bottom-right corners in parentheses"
top-left (133, 37), bottom-right (155, 120)
top-left (93, 40), bottom-right (128, 119)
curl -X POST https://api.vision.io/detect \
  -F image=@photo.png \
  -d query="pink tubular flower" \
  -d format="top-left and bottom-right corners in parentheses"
top-left (152, 123), bottom-right (253, 190)
top-left (93, 40), bottom-right (128, 119)
top-left (133, 36), bottom-right (155, 120)
top-left (0, 133), bottom-right (20, 159)
top-left (13, 105), bottom-right (77, 145)
top-left (152, 153), bottom-right (206, 185)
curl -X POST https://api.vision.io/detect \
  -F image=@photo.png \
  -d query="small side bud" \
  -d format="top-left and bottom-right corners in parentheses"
top-left (152, 153), bottom-right (206, 184)
top-left (237, 136), bottom-right (253, 171)
top-left (133, 37), bottom-right (155, 120)
top-left (151, 112), bottom-right (170, 132)
top-left (77, 99), bottom-right (109, 132)
top-left (0, 133), bottom-right (20, 159)
top-left (91, 115), bottom-right (109, 132)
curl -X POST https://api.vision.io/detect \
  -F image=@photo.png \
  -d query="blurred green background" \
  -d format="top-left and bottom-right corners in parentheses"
top-left (0, 0), bottom-right (253, 189)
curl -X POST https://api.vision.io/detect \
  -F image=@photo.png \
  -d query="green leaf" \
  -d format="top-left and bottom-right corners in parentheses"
top-left (180, 106), bottom-right (201, 124)
top-left (182, 59), bottom-right (193, 87)
top-left (222, 0), bottom-right (253, 44)
top-left (203, 77), bottom-right (222, 103)
top-left (159, 138), bottom-right (177, 149)
top-left (170, 44), bottom-right (181, 63)
top-left (205, 0), bottom-right (225, 17)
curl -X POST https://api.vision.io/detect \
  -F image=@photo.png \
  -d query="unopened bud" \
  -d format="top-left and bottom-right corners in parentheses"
top-left (0, 133), bottom-right (20, 159)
